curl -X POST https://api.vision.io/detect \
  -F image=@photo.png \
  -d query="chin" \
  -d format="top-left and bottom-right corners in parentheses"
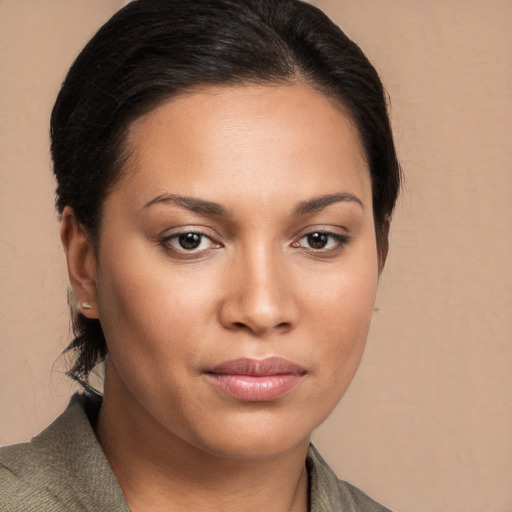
top-left (183, 409), bottom-right (322, 460)
top-left (196, 432), bottom-right (309, 460)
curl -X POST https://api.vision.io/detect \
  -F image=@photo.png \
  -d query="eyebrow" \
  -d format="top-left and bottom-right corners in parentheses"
top-left (294, 192), bottom-right (364, 216)
top-left (142, 193), bottom-right (227, 216)
top-left (142, 191), bottom-right (363, 217)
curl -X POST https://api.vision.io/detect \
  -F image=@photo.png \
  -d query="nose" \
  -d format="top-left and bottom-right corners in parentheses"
top-left (218, 247), bottom-right (299, 336)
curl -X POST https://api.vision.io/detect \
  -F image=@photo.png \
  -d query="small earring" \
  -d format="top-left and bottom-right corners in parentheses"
top-left (81, 302), bottom-right (92, 310)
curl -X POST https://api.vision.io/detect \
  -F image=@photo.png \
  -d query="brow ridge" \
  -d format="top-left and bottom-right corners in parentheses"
top-left (294, 193), bottom-right (364, 216)
top-left (143, 193), bottom-right (226, 216)
top-left (143, 191), bottom-right (362, 217)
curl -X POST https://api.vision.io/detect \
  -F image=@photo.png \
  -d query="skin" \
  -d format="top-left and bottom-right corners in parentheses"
top-left (61, 83), bottom-right (383, 512)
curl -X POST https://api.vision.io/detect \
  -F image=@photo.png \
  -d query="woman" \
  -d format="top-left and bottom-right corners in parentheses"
top-left (0, 0), bottom-right (400, 510)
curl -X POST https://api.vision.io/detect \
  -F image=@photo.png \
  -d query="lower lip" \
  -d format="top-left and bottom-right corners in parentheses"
top-left (206, 373), bottom-right (303, 402)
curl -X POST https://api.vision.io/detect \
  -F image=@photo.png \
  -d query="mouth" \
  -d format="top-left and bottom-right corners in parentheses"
top-left (204, 357), bottom-right (306, 402)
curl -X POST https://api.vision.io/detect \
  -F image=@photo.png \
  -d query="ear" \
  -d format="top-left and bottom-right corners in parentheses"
top-left (377, 215), bottom-right (391, 274)
top-left (60, 206), bottom-right (99, 319)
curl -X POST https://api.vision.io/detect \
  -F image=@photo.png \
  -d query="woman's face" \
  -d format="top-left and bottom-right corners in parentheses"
top-left (90, 83), bottom-right (379, 458)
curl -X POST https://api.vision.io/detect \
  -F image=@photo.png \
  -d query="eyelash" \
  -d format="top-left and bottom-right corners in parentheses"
top-left (292, 231), bottom-right (350, 253)
top-left (160, 230), bottom-right (219, 255)
top-left (160, 229), bottom-right (350, 257)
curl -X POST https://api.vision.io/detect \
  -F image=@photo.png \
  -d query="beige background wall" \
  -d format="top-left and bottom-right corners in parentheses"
top-left (1, 1), bottom-right (511, 511)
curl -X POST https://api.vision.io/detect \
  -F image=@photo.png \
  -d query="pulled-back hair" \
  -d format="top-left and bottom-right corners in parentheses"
top-left (51, 0), bottom-right (401, 382)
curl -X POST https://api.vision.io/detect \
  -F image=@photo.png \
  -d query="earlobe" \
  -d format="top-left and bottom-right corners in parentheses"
top-left (60, 206), bottom-right (99, 319)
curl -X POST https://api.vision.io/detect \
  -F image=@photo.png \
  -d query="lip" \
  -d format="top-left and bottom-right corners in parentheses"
top-left (205, 357), bottom-right (306, 402)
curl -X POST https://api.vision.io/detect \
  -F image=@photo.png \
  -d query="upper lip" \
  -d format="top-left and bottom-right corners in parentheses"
top-left (208, 357), bottom-right (306, 376)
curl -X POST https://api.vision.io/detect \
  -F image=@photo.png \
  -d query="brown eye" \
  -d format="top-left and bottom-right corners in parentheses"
top-left (161, 230), bottom-right (216, 254)
top-left (307, 232), bottom-right (329, 249)
top-left (178, 233), bottom-right (203, 250)
top-left (294, 231), bottom-right (350, 252)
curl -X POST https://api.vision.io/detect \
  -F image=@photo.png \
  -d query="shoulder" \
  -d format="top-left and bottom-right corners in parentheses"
top-left (0, 394), bottom-right (128, 512)
top-left (307, 444), bottom-right (393, 512)
top-left (334, 480), bottom-right (393, 512)
top-left (0, 442), bottom-right (71, 512)
top-left (0, 398), bottom-right (87, 511)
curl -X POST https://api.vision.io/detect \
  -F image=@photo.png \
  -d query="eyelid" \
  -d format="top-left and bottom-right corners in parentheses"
top-left (158, 224), bottom-right (220, 241)
top-left (159, 227), bottom-right (223, 256)
top-left (291, 227), bottom-right (351, 253)
top-left (292, 224), bottom-right (350, 239)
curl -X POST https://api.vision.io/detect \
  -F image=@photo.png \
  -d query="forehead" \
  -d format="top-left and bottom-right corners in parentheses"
top-left (116, 83), bottom-right (371, 211)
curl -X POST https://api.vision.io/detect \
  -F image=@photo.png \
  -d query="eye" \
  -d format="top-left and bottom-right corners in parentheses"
top-left (161, 231), bottom-right (217, 254)
top-left (305, 232), bottom-right (330, 249)
top-left (294, 231), bottom-right (349, 251)
top-left (176, 232), bottom-right (204, 250)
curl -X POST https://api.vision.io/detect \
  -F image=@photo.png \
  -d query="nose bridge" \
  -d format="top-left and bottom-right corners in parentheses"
top-left (219, 240), bottom-right (297, 335)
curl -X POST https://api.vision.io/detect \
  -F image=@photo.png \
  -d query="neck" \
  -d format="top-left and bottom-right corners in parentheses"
top-left (95, 371), bottom-right (310, 512)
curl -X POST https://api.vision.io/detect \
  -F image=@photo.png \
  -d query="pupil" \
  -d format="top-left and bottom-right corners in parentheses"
top-left (308, 232), bottom-right (328, 249)
top-left (178, 233), bottom-right (201, 250)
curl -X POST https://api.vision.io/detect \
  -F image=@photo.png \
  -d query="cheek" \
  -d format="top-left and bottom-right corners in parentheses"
top-left (308, 254), bottom-right (379, 381)
top-left (95, 245), bottom-right (220, 363)
top-left (94, 258), bottom-right (206, 416)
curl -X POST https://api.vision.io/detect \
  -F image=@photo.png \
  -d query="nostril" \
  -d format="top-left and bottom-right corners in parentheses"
top-left (217, 290), bottom-right (299, 335)
top-left (228, 320), bottom-right (292, 335)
